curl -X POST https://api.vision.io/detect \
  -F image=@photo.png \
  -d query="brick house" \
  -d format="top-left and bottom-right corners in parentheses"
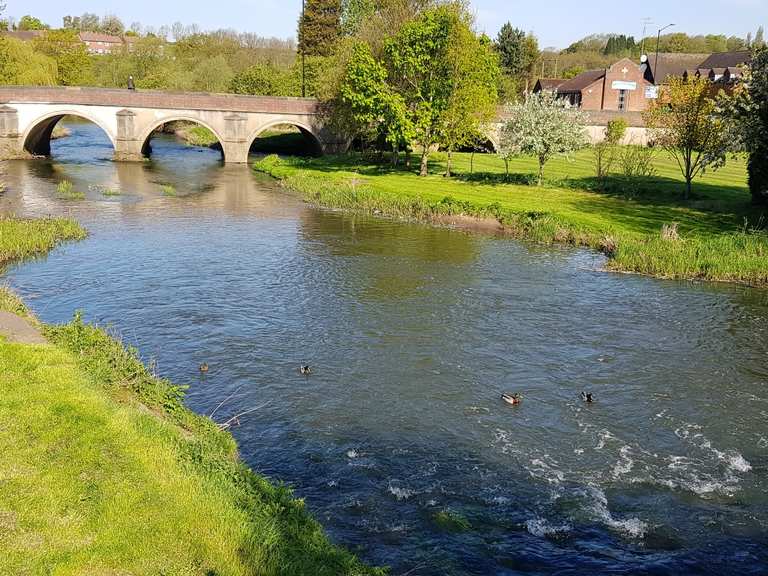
top-left (78, 32), bottom-right (125, 55)
top-left (542, 58), bottom-right (655, 112)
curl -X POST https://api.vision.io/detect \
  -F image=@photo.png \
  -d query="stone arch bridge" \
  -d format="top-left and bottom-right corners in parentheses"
top-left (0, 86), bottom-right (347, 163)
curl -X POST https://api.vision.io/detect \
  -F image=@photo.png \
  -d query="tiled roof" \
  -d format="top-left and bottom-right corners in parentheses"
top-left (698, 50), bottom-right (752, 69)
top-left (645, 53), bottom-right (711, 84)
top-left (556, 69), bottom-right (606, 93)
top-left (2, 30), bottom-right (45, 41)
top-left (78, 32), bottom-right (123, 43)
top-left (535, 78), bottom-right (566, 91)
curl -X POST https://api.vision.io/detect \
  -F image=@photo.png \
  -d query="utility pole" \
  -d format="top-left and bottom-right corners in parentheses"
top-left (301, 0), bottom-right (306, 98)
top-left (654, 23), bottom-right (675, 84)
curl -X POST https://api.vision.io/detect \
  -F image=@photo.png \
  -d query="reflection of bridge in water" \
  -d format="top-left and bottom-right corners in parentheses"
top-left (0, 87), bottom-right (347, 164)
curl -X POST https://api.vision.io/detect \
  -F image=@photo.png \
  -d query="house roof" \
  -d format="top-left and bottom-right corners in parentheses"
top-left (534, 78), bottom-right (566, 91)
top-left (698, 50), bottom-right (752, 70)
top-left (78, 32), bottom-right (123, 43)
top-left (645, 53), bottom-right (711, 84)
top-left (2, 30), bottom-right (45, 41)
top-left (556, 69), bottom-right (606, 93)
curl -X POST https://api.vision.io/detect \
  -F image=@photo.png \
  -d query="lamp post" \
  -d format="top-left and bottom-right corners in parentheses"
top-left (654, 23), bottom-right (675, 84)
top-left (301, 0), bottom-right (306, 98)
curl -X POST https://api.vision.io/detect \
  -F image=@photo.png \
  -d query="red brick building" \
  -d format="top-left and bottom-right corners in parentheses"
top-left (544, 58), bottom-right (655, 112)
top-left (78, 32), bottom-right (125, 55)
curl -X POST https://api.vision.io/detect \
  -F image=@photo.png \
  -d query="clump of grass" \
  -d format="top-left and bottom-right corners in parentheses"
top-left (0, 286), bottom-right (31, 318)
top-left (0, 217), bottom-right (86, 269)
top-left (432, 509), bottom-right (471, 532)
top-left (185, 125), bottom-right (219, 148)
top-left (102, 188), bottom-right (121, 197)
top-left (56, 180), bottom-right (85, 200)
top-left (160, 184), bottom-right (177, 197)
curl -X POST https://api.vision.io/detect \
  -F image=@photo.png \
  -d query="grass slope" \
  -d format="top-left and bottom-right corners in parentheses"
top-left (0, 308), bottom-right (380, 576)
top-left (254, 150), bottom-right (768, 286)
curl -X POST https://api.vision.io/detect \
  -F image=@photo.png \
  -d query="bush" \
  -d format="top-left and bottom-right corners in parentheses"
top-left (56, 180), bottom-right (85, 200)
top-left (620, 145), bottom-right (656, 178)
top-left (605, 118), bottom-right (628, 145)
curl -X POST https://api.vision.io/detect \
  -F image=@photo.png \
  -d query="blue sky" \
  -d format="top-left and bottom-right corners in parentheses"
top-left (9, 0), bottom-right (768, 48)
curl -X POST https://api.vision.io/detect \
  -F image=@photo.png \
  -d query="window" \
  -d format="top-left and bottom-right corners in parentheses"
top-left (618, 89), bottom-right (627, 111)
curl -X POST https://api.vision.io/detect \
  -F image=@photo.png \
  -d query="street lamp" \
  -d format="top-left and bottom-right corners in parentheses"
top-left (654, 23), bottom-right (675, 84)
top-left (301, 0), bottom-right (306, 98)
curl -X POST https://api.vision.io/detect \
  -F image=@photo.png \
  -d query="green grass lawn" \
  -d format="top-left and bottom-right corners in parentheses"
top-left (254, 149), bottom-right (768, 286)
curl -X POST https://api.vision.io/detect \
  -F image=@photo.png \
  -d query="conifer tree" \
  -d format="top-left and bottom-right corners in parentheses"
top-left (298, 0), bottom-right (342, 57)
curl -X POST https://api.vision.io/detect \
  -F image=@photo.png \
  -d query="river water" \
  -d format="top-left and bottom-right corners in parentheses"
top-left (2, 121), bottom-right (768, 575)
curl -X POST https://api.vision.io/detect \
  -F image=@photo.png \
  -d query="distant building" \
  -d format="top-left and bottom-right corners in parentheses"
top-left (536, 58), bottom-right (654, 112)
top-left (1, 30), bottom-right (46, 42)
top-left (78, 32), bottom-right (125, 55)
top-left (532, 78), bottom-right (565, 94)
top-left (683, 50), bottom-right (752, 85)
top-left (534, 50), bottom-right (754, 112)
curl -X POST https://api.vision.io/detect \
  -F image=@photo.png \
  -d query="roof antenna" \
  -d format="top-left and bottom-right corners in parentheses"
top-left (639, 17), bottom-right (653, 58)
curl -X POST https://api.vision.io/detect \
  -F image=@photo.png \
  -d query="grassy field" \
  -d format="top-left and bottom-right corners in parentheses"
top-left (253, 149), bottom-right (768, 286)
top-left (0, 218), bottom-right (379, 575)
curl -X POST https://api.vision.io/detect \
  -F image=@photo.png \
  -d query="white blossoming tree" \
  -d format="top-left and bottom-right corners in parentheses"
top-left (499, 92), bottom-right (588, 185)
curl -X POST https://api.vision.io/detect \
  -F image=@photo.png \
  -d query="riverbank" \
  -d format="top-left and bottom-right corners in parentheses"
top-left (0, 219), bottom-right (380, 575)
top-left (253, 152), bottom-right (768, 287)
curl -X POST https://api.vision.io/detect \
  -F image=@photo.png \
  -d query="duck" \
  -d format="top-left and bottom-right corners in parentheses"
top-left (501, 392), bottom-right (522, 406)
top-left (199, 363), bottom-right (209, 373)
top-left (581, 391), bottom-right (594, 403)
top-left (299, 365), bottom-right (312, 375)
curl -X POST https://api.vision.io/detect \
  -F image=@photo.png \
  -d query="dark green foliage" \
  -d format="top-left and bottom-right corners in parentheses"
top-left (747, 48), bottom-right (768, 205)
top-left (603, 34), bottom-right (635, 55)
top-left (298, 0), bottom-right (342, 57)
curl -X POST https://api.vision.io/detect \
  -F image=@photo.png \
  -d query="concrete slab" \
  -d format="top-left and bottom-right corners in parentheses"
top-left (0, 311), bottom-right (47, 344)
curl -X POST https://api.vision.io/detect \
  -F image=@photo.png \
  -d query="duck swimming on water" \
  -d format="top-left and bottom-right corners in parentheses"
top-left (199, 363), bottom-right (209, 373)
top-left (581, 391), bottom-right (594, 403)
top-left (299, 365), bottom-right (312, 375)
top-left (501, 392), bottom-right (522, 406)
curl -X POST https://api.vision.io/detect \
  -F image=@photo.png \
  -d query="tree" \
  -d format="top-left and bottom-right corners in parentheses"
top-left (0, 37), bottom-right (57, 85)
top-left (644, 76), bottom-right (730, 200)
top-left (33, 30), bottom-right (92, 86)
top-left (755, 26), bottom-right (766, 49)
top-left (340, 0), bottom-right (376, 36)
top-left (191, 55), bottom-right (233, 92)
top-left (720, 48), bottom-right (768, 204)
top-left (100, 14), bottom-right (125, 36)
top-left (384, 4), bottom-right (499, 176)
top-left (439, 33), bottom-right (498, 176)
top-left (229, 63), bottom-right (290, 96)
top-left (298, 0), bottom-right (342, 57)
top-left (18, 15), bottom-right (47, 30)
top-left (494, 23), bottom-right (538, 96)
top-left (499, 92), bottom-right (587, 185)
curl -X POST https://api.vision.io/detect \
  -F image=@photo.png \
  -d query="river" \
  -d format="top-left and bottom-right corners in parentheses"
top-left (2, 120), bottom-right (768, 575)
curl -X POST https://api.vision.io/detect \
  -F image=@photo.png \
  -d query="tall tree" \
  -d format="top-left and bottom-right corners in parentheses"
top-left (494, 23), bottom-right (538, 95)
top-left (499, 92), bottom-right (587, 185)
top-left (721, 49), bottom-right (768, 204)
top-left (384, 3), bottom-right (499, 176)
top-left (33, 30), bottom-right (92, 86)
top-left (644, 76), bottom-right (730, 200)
top-left (298, 0), bottom-right (342, 57)
top-left (100, 14), bottom-right (125, 36)
top-left (18, 15), bottom-right (48, 30)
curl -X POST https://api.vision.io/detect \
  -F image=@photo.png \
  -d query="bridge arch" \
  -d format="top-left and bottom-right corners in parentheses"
top-left (22, 110), bottom-right (117, 157)
top-left (137, 116), bottom-right (227, 160)
top-left (247, 120), bottom-right (324, 156)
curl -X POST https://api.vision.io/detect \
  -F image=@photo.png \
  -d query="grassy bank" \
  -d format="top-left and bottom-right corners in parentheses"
top-left (0, 216), bottom-right (86, 268)
top-left (0, 218), bottom-right (379, 575)
top-left (253, 151), bottom-right (768, 286)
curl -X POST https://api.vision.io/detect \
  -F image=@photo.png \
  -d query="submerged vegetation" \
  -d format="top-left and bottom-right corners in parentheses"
top-left (160, 183), bottom-right (177, 197)
top-left (254, 151), bottom-right (768, 286)
top-left (56, 179), bottom-right (85, 200)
